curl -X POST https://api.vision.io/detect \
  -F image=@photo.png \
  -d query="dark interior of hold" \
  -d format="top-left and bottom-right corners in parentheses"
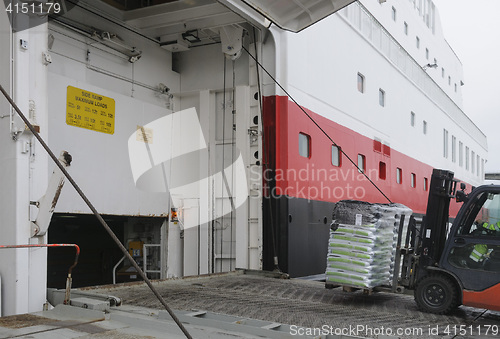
top-left (47, 213), bottom-right (126, 288)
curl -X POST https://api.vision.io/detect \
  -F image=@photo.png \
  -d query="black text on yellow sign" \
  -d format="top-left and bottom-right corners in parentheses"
top-left (66, 86), bottom-right (115, 134)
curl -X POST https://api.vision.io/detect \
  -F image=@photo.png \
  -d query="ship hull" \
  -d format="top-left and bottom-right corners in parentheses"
top-left (262, 95), bottom-right (467, 276)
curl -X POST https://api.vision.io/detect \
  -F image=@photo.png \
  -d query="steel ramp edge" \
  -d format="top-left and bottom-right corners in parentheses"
top-left (0, 305), bottom-right (105, 339)
top-left (110, 305), bottom-right (380, 339)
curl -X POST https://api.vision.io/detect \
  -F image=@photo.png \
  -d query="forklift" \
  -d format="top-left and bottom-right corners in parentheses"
top-left (397, 169), bottom-right (500, 314)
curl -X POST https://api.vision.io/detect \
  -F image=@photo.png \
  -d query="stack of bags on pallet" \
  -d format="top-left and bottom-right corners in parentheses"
top-left (325, 200), bottom-right (412, 289)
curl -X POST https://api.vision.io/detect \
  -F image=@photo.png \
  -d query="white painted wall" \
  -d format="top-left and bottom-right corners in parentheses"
top-left (45, 5), bottom-right (182, 216)
top-left (0, 14), bottom-right (50, 314)
top-left (48, 73), bottom-right (171, 216)
top-left (362, 0), bottom-right (465, 106)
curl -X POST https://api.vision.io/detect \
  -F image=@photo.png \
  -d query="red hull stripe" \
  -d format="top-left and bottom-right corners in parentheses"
top-left (263, 95), bottom-right (465, 215)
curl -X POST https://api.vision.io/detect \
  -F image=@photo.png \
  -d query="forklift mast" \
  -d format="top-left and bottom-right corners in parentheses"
top-left (417, 169), bottom-right (457, 269)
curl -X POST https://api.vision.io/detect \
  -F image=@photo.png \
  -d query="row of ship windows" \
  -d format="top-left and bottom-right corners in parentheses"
top-left (357, 71), bottom-right (452, 110)
top-left (410, 112), bottom-right (427, 134)
top-left (443, 129), bottom-right (484, 177)
top-left (357, 73), bottom-right (386, 106)
top-left (298, 132), bottom-right (429, 190)
top-left (390, 3), bottom-right (461, 93)
top-left (357, 71), bottom-right (446, 118)
top-left (354, 72), bottom-right (480, 177)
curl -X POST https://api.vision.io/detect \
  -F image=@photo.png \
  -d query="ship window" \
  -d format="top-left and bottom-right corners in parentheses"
top-left (299, 132), bottom-right (310, 158)
top-left (410, 112), bottom-right (415, 127)
top-left (451, 135), bottom-right (456, 163)
top-left (358, 154), bottom-right (366, 173)
top-left (392, 6), bottom-right (397, 21)
top-left (425, 48), bottom-right (429, 60)
top-left (404, 22), bottom-right (408, 35)
top-left (357, 73), bottom-right (365, 93)
top-left (455, 83), bottom-right (457, 92)
top-left (477, 155), bottom-right (480, 177)
top-left (416, 36), bottom-right (420, 49)
top-left (448, 76), bottom-right (451, 85)
top-left (332, 145), bottom-right (341, 167)
top-left (423, 120), bottom-right (427, 134)
top-left (424, 177), bottom-right (428, 191)
top-left (465, 146), bottom-right (470, 170)
top-left (411, 173), bottom-right (416, 188)
top-left (471, 151), bottom-right (475, 174)
top-left (379, 162), bottom-right (386, 180)
top-left (383, 144), bottom-right (391, 157)
top-left (443, 129), bottom-right (449, 158)
top-left (379, 88), bottom-right (385, 107)
top-left (459, 141), bottom-right (464, 167)
top-left (396, 168), bottom-right (402, 184)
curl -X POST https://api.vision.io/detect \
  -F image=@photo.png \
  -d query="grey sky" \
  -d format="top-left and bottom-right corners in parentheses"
top-left (434, 0), bottom-right (500, 173)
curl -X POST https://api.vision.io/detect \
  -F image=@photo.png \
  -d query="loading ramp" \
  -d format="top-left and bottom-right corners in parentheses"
top-left (80, 270), bottom-right (500, 339)
top-left (1, 270), bottom-right (499, 338)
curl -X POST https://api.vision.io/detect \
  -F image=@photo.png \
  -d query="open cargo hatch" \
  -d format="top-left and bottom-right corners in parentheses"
top-left (238, 0), bottom-right (358, 32)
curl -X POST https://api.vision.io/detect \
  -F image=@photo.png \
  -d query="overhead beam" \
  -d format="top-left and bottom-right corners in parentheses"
top-left (123, 0), bottom-right (269, 37)
top-left (123, 0), bottom-right (214, 21)
top-left (124, 1), bottom-right (228, 29)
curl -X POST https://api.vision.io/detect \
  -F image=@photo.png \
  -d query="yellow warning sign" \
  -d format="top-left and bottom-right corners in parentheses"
top-left (66, 86), bottom-right (115, 134)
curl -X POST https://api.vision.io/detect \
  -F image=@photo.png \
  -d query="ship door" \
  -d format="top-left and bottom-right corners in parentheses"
top-left (177, 84), bottom-right (259, 276)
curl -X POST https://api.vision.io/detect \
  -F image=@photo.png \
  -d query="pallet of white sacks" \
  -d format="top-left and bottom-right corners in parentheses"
top-left (325, 200), bottom-right (412, 290)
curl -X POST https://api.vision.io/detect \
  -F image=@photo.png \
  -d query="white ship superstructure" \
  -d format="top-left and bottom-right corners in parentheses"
top-left (0, 0), bottom-right (487, 316)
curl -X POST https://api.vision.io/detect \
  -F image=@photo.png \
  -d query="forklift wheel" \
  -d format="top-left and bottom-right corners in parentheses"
top-left (415, 274), bottom-right (458, 314)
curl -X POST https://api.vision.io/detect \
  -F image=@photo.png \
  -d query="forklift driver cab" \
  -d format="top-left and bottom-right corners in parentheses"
top-left (398, 169), bottom-right (500, 314)
top-left (468, 219), bottom-right (500, 269)
top-left (450, 192), bottom-right (500, 270)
